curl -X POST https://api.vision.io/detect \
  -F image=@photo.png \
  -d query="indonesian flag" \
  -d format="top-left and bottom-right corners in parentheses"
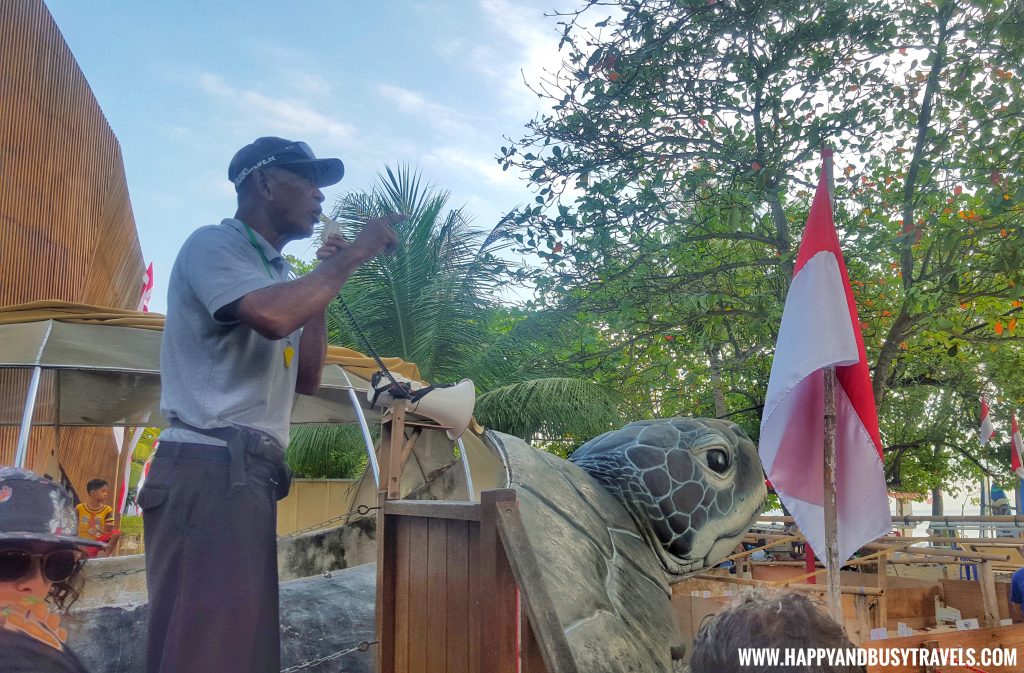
top-left (1011, 413), bottom-right (1024, 480)
top-left (137, 262), bottom-right (154, 313)
top-left (759, 150), bottom-right (891, 564)
top-left (117, 426), bottom-right (147, 514)
top-left (979, 397), bottom-right (995, 446)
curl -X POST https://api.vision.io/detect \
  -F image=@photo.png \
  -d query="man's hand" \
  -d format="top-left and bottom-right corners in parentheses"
top-left (352, 213), bottom-right (403, 259)
top-left (316, 214), bottom-right (403, 265)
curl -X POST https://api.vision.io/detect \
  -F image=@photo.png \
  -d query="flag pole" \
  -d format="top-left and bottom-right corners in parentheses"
top-left (821, 146), bottom-right (843, 623)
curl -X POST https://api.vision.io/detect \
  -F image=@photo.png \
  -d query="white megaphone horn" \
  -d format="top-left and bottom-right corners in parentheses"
top-left (367, 372), bottom-right (476, 440)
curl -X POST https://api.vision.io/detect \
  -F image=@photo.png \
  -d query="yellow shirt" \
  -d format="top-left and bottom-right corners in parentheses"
top-left (75, 503), bottom-right (113, 540)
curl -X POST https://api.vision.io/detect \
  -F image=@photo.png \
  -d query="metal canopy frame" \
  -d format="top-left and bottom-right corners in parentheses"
top-left (0, 319), bottom-right (384, 475)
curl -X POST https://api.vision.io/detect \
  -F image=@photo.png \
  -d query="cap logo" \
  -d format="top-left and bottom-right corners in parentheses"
top-left (0, 486), bottom-right (10, 503)
top-left (233, 155), bottom-right (278, 188)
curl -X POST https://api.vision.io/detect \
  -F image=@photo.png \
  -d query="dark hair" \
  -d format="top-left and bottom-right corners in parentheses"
top-left (690, 591), bottom-right (865, 673)
top-left (86, 479), bottom-right (108, 494)
top-left (47, 551), bottom-right (86, 612)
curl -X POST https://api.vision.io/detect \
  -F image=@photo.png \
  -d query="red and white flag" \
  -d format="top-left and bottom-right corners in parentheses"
top-left (1011, 413), bottom-right (1024, 480)
top-left (137, 262), bottom-right (154, 313)
top-left (759, 150), bottom-right (891, 564)
top-left (979, 397), bottom-right (995, 446)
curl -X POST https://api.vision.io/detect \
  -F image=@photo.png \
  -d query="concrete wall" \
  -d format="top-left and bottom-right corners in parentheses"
top-left (277, 478), bottom-right (360, 536)
top-left (76, 515), bottom-right (378, 609)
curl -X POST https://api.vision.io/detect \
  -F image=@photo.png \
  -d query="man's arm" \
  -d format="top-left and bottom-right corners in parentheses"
top-left (1012, 601), bottom-right (1024, 624)
top-left (296, 309), bottom-right (326, 395)
top-left (218, 215), bottom-right (400, 339)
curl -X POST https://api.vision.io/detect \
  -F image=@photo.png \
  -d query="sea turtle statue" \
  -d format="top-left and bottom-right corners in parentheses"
top-left (570, 417), bottom-right (767, 578)
top-left (488, 417), bottom-right (766, 672)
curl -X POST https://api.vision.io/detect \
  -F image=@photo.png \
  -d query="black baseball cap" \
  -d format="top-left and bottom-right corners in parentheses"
top-left (228, 137), bottom-right (345, 191)
top-left (0, 467), bottom-right (104, 549)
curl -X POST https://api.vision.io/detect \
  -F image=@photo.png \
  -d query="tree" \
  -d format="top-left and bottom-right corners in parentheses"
top-left (499, 0), bottom-right (1024, 491)
top-left (285, 166), bottom-right (629, 476)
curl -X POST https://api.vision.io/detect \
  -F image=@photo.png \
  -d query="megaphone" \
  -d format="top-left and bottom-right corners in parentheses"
top-left (367, 372), bottom-right (476, 440)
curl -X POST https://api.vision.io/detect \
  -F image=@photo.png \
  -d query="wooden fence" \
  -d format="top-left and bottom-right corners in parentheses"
top-left (376, 490), bottom-right (580, 673)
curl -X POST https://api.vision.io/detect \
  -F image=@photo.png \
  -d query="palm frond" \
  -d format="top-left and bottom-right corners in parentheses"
top-left (474, 377), bottom-right (627, 443)
top-left (285, 425), bottom-right (374, 479)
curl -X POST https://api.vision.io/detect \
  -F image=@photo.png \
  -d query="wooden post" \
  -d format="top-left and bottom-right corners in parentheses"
top-left (479, 490), bottom-right (519, 673)
top-left (823, 365), bottom-right (842, 623)
top-left (876, 551), bottom-right (888, 631)
top-left (375, 492), bottom-right (396, 673)
top-left (819, 147), bottom-right (842, 623)
top-left (382, 399), bottom-right (408, 500)
top-left (854, 594), bottom-right (870, 644)
top-left (978, 559), bottom-right (1000, 628)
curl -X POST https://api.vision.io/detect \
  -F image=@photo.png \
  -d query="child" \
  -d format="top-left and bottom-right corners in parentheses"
top-left (75, 479), bottom-right (121, 558)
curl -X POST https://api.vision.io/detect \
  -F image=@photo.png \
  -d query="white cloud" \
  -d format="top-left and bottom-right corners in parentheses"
top-left (477, 0), bottom-right (570, 116)
top-left (422, 145), bottom-right (524, 191)
top-left (194, 72), bottom-right (355, 142)
top-left (376, 83), bottom-right (475, 137)
top-left (279, 70), bottom-right (332, 98)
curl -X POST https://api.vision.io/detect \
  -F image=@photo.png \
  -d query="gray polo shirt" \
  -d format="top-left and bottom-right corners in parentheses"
top-left (159, 218), bottom-right (301, 448)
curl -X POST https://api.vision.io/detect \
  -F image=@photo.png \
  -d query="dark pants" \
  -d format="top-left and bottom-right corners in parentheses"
top-left (140, 442), bottom-right (280, 673)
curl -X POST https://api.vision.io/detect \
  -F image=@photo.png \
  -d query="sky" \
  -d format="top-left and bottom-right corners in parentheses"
top-left (44, 0), bottom-right (575, 313)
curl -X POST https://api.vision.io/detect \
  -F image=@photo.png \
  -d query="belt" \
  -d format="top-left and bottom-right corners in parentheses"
top-left (166, 420), bottom-right (287, 497)
top-left (156, 442), bottom-right (230, 463)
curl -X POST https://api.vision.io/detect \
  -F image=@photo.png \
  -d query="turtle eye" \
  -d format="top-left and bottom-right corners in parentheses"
top-left (705, 449), bottom-right (729, 474)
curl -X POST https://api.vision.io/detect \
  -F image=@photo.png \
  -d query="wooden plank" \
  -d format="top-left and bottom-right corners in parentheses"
top-left (445, 519), bottom-right (471, 673)
top-left (885, 585), bottom-right (941, 627)
top-left (426, 518), bottom-right (448, 672)
top-left (944, 578), bottom-right (1012, 622)
top-left (863, 624), bottom-right (1024, 673)
top-left (494, 496), bottom-right (582, 673)
top-left (376, 495), bottom-right (398, 673)
top-left (691, 573), bottom-right (883, 596)
top-left (407, 516), bottom-right (429, 672)
top-left (400, 428), bottom-right (421, 469)
top-left (478, 490), bottom-right (518, 673)
top-left (864, 543), bottom-right (1011, 562)
top-left (384, 500), bottom-right (482, 522)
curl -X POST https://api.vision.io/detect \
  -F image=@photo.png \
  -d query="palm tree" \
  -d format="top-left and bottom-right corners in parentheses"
top-left (285, 166), bottom-right (626, 476)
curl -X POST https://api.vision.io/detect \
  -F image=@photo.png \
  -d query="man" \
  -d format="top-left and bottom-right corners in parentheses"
top-left (1011, 567), bottom-right (1024, 623)
top-left (141, 137), bottom-right (399, 673)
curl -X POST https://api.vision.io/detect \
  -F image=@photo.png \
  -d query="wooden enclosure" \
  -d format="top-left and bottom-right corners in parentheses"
top-left (376, 490), bottom-right (581, 673)
top-left (0, 0), bottom-right (146, 495)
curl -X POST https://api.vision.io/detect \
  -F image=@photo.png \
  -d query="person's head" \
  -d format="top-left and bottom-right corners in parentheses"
top-left (85, 478), bottom-right (109, 505)
top-left (0, 468), bottom-right (101, 612)
top-left (229, 137), bottom-right (344, 244)
top-left (690, 591), bottom-right (865, 673)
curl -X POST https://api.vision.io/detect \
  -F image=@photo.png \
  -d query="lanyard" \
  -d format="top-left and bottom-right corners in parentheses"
top-left (241, 222), bottom-right (276, 278)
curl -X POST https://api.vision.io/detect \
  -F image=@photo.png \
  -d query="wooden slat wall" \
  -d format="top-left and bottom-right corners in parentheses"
top-left (384, 514), bottom-right (482, 673)
top-left (0, 0), bottom-right (146, 498)
top-left (379, 494), bottom-right (551, 673)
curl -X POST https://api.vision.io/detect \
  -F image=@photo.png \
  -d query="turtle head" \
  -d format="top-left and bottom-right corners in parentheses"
top-left (570, 417), bottom-right (767, 578)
